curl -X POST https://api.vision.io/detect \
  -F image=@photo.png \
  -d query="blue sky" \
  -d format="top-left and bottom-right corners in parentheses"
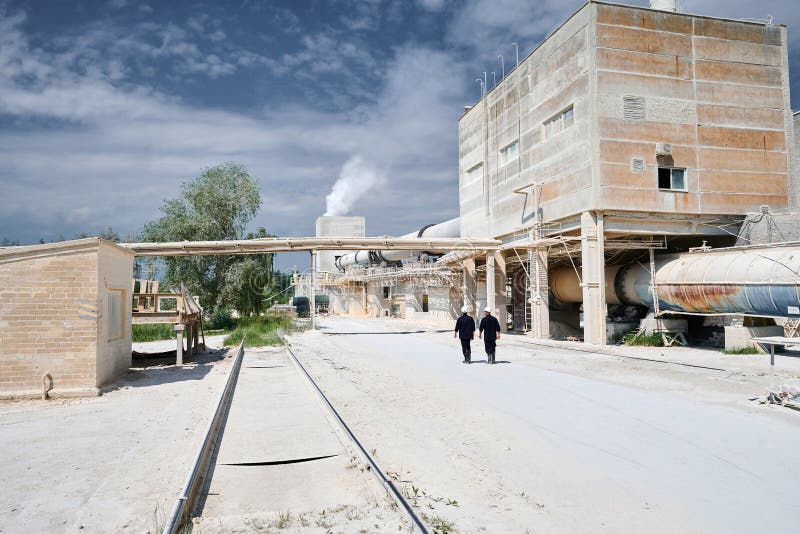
top-left (1, 0), bottom-right (799, 270)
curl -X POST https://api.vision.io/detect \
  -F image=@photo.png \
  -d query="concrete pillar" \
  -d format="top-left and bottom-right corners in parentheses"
top-left (530, 247), bottom-right (550, 339)
top-left (494, 252), bottom-right (508, 332)
top-left (175, 323), bottom-right (185, 365)
top-left (486, 253), bottom-right (495, 313)
top-left (580, 211), bottom-right (607, 345)
top-left (310, 251), bottom-right (316, 330)
top-left (463, 258), bottom-right (478, 313)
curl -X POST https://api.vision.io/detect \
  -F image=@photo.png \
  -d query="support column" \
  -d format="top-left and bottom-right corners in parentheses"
top-left (530, 247), bottom-right (550, 339)
top-left (186, 322), bottom-right (193, 357)
top-left (494, 252), bottom-right (507, 332)
top-left (580, 211), bottom-right (607, 345)
top-left (193, 321), bottom-right (200, 353)
top-left (310, 251), bottom-right (316, 330)
top-left (486, 253), bottom-right (495, 313)
top-left (463, 258), bottom-right (478, 314)
top-left (175, 323), bottom-right (185, 365)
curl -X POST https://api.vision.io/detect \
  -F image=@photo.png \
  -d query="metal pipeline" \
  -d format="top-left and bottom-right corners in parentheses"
top-left (550, 245), bottom-right (800, 317)
top-left (335, 217), bottom-right (460, 271)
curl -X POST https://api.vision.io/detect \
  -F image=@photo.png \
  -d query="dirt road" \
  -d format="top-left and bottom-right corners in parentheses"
top-left (288, 317), bottom-right (800, 533)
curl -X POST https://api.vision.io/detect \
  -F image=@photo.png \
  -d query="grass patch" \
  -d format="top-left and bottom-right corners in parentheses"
top-left (223, 314), bottom-right (295, 348)
top-left (132, 323), bottom-right (181, 342)
top-left (622, 332), bottom-right (664, 347)
top-left (723, 346), bottom-right (759, 355)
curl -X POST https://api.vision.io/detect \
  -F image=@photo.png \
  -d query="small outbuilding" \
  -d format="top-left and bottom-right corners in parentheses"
top-left (0, 238), bottom-right (134, 398)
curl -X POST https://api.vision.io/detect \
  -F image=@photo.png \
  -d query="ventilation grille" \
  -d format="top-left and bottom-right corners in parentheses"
top-left (631, 157), bottom-right (646, 173)
top-left (623, 95), bottom-right (646, 120)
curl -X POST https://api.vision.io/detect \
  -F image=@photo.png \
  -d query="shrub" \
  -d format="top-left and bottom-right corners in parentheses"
top-left (723, 346), bottom-right (759, 355)
top-left (209, 308), bottom-right (236, 330)
top-left (223, 314), bottom-right (294, 347)
top-left (623, 332), bottom-right (664, 347)
top-left (132, 323), bottom-right (180, 342)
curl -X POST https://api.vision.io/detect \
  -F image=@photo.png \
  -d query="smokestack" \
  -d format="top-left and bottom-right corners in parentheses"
top-left (649, 0), bottom-right (677, 12)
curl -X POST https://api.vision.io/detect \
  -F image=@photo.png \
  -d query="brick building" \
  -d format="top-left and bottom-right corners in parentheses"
top-left (0, 239), bottom-right (134, 398)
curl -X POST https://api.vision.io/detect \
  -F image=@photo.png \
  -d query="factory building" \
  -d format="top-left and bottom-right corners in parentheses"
top-left (296, 0), bottom-right (800, 348)
top-left (458, 0), bottom-right (796, 344)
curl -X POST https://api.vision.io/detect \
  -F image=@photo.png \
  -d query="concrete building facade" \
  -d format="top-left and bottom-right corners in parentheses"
top-left (458, 1), bottom-right (796, 344)
top-left (0, 239), bottom-right (134, 398)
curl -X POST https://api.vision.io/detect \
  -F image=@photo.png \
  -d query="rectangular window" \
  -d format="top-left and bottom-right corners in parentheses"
top-left (107, 289), bottom-right (124, 341)
top-left (499, 141), bottom-right (518, 166)
top-left (383, 286), bottom-right (390, 299)
top-left (543, 105), bottom-right (574, 140)
top-left (464, 163), bottom-right (483, 184)
top-left (658, 167), bottom-right (687, 191)
top-left (422, 294), bottom-right (429, 313)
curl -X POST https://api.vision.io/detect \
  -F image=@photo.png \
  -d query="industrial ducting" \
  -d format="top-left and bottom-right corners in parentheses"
top-left (550, 245), bottom-right (800, 317)
top-left (335, 217), bottom-right (460, 271)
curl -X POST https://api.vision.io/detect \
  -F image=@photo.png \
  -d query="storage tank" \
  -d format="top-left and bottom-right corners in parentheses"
top-left (549, 245), bottom-right (800, 318)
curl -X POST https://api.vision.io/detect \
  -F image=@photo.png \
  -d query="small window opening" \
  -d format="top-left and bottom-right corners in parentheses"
top-left (658, 167), bottom-right (687, 191)
top-left (422, 294), bottom-right (429, 313)
top-left (383, 286), bottom-right (390, 299)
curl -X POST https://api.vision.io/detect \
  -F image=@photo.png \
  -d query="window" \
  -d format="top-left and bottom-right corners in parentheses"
top-left (422, 294), bottom-right (429, 313)
top-left (658, 167), bottom-right (687, 191)
top-left (383, 286), bottom-right (390, 299)
top-left (499, 141), bottom-right (518, 166)
top-left (107, 289), bottom-right (124, 341)
top-left (464, 163), bottom-right (483, 184)
top-left (543, 105), bottom-right (574, 140)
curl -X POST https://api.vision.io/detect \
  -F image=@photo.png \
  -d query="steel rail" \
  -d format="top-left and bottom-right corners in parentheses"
top-left (279, 334), bottom-right (430, 534)
top-left (163, 339), bottom-right (245, 534)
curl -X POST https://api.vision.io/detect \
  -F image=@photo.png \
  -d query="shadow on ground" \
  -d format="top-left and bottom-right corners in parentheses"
top-left (104, 347), bottom-right (231, 392)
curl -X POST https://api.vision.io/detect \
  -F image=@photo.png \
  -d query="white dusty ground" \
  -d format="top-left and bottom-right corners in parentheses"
top-left (0, 336), bottom-right (233, 534)
top-left (287, 316), bottom-right (800, 534)
top-left (194, 347), bottom-right (407, 533)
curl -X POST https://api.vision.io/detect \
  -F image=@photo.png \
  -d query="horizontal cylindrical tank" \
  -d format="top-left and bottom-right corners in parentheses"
top-left (335, 217), bottom-right (460, 270)
top-left (550, 265), bottom-right (622, 305)
top-left (550, 246), bottom-right (800, 317)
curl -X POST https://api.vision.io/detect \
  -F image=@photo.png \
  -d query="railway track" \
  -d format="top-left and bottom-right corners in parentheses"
top-left (163, 336), bottom-right (429, 534)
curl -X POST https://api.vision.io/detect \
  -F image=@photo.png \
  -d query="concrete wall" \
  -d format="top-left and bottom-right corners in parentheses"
top-left (595, 2), bottom-right (791, 215)
top-left (96, 241), bottom-right (134, 386)
top-left (459, 4), bottom-right (593, 239)
top-left (0, 239), bottom-right (133, 397)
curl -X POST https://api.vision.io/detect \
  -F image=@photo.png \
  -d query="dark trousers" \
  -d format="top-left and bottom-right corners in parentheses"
top-left (484, 338), bottom-right (496, 363)
top-left (459, 338), bottom-right (472, 362)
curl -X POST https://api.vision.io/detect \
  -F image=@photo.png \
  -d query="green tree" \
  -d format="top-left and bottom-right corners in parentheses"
top-left (141, 162), bottom-right (265, 312)
top-left (98, 227), bottom-right (121, 243)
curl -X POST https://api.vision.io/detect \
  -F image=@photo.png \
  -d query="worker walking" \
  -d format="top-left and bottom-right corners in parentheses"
top-left (453, 305), bottom-right (476, 363)
top-left (479, 306), bottom-right (501, 364)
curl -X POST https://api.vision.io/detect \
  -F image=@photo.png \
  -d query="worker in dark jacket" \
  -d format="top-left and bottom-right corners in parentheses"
top-left (453, 305), bottom-right (476, 363)
top-left (479, 306), bottom-right (501, 364)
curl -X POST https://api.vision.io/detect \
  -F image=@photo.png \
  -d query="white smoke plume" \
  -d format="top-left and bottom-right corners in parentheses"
top-left (324, 155), bottom-right (384, 216)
